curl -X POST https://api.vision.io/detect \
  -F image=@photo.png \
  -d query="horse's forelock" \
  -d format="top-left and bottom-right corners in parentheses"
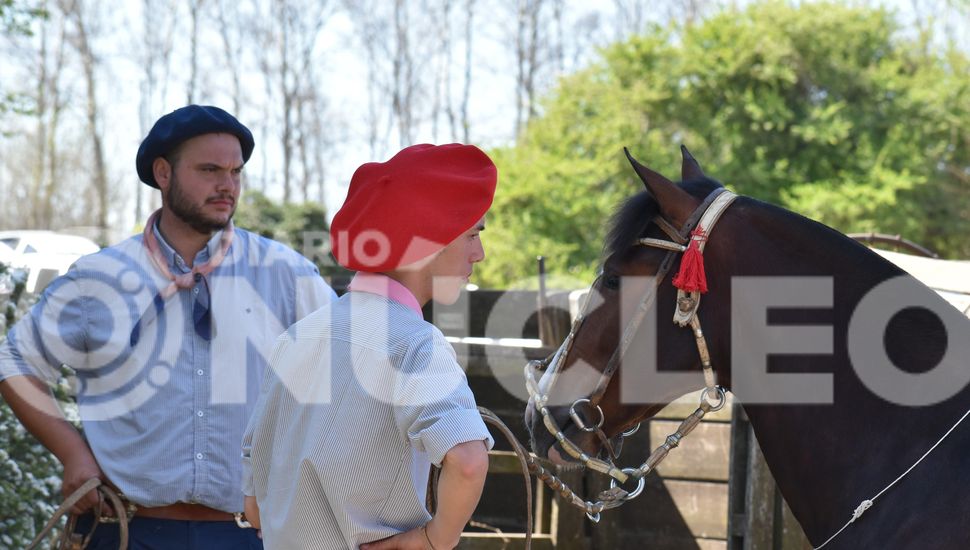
top-left (605, 178), bottom-right (723, 259)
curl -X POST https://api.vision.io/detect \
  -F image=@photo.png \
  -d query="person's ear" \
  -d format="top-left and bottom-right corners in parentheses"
top-left (153, 157), bottom-right (173, 192)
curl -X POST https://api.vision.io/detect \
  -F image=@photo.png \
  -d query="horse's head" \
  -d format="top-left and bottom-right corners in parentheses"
top-left (525, 146), bottom-right (737, 465)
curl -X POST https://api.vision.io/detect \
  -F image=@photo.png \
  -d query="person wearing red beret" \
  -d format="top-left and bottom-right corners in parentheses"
top-left (242, 143), bottom-right (498, 549)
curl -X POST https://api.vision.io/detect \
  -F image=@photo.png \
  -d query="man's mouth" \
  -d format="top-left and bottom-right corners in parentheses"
top-left (207, 197), bottom-right (234, 208)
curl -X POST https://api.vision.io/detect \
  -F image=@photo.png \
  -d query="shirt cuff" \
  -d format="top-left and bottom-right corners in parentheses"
top-left (415, 408), bottom-right (495, 467)
top-left (241, 451), bottom-right (255, 496)
top-left (0, 335), bottom-right (55, 385)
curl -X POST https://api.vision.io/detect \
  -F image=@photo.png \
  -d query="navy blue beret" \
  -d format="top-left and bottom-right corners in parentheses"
top-left (136, 105), bottom-right (255, 188)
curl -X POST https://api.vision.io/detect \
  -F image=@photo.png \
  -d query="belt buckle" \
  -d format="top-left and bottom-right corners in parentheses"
top-left (98, 492), bottom-right (138, 523)
top-left (98, 499), bottom-right (137, 524)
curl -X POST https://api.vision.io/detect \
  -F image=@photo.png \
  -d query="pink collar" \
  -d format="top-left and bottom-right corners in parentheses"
top-left (347, 272), bottom-right (422, 315)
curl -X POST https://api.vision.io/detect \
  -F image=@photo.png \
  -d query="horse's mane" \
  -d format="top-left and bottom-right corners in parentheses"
top-left (605, 178), bottom-right (723, 258)
top-left (606, 176), bottom-right (899, 274)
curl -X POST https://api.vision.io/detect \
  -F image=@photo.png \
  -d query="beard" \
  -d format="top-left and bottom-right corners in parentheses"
top-left (166, 173), bottom-right (236, 234)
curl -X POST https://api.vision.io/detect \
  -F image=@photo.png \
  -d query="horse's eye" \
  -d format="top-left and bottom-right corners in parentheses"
top-left (603, 274), bottom-right (620, 290)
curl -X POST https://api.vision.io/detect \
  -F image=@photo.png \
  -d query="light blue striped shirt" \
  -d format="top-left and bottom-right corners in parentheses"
top-left (242, 285), bottom-right (493, 549)
top-left (0, 226), bottom-right (335, 513)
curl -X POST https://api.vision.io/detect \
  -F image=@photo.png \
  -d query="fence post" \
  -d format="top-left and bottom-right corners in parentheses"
top-left (727, 403), bottom-right (811, 550)
top-left (536, 256), bottom-right (554, 347)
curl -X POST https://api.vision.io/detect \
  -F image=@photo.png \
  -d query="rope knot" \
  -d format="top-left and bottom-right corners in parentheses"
top-left (689, 227), bottom-right (709, 244)
top-left (672, 227), bottom-right (710, 293)
top-left (851, 499), bottom-right (873, 522)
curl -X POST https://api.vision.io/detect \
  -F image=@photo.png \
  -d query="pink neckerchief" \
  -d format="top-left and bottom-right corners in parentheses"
top-left (347, 272), bottom-right (422, 315)
top-left (142, 209), bottom-right (234, 299)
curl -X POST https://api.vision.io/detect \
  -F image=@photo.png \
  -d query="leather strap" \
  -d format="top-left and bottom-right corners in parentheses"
top-left (134, 502), bottom-right (235, 522)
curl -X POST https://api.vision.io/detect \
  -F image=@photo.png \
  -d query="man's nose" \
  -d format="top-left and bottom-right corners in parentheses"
top-left (215, 171), bottom-right (237, 192)
top-left (471, 240), bottom-right (485, 263)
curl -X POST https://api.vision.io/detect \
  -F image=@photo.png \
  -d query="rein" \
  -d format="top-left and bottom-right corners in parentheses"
top-left (813, 406), bottom-right (970, 549)
top-left (524, 188), bottom-right (737, 521)
top-left (26, 478), bottom-right (130, 550)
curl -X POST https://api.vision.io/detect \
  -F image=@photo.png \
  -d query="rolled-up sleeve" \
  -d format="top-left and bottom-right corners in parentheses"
top-left (0, 267), bottom-right (88, 384)
top-left (393, 335), bottom-right (494, 467)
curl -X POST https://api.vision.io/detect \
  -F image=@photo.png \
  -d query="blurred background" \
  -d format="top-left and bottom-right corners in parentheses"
top-left (0, 0), bottom-right (967, 290)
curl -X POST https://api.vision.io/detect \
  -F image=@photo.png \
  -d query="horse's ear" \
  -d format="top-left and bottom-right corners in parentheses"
top-left (680, 144), bottom-right (706, 182)
top-left (624, 147), bottom-right (700, 227)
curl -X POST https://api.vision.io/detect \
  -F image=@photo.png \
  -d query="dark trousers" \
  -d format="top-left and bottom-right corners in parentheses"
top-left (74, 515), bottom-right (263, 550)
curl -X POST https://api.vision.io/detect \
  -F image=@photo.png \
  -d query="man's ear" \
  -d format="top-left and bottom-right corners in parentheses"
top-left (153, 157), bottom-right (173, 191)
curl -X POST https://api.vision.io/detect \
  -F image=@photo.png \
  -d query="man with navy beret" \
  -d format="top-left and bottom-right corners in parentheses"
top-left (0, 105), bottom-right (335, 548)
top-left (242, 144), bottom-right (496, 549)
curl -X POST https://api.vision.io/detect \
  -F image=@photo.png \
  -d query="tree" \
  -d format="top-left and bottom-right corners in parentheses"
top-left (0, 0), bottom-right (46, 35)
top-left (478, 0), bottom-right (970, 289)
top-left (251, 0), bottom-right (334, 203)
top-left (233, 189), bottom-right (350, 280)
top-left (1, 1), bottom-right (47, 128)
top-left (136, 0), bottom-right (178, 224)
top-left (60, 0), bottom-right (110, 245)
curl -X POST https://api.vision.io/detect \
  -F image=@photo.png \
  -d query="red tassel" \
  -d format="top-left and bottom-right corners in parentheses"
top-left (672, 228), bottom-right (708, 293)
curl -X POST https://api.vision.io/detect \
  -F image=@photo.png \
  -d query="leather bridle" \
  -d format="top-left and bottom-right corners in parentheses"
top-left (524, 187), bottom-right (737, 521)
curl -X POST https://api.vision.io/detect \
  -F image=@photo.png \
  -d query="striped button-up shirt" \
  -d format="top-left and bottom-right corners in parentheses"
top-left (0, 226), bottom-right (335, 513)
top-left (242, 274), bottom-right (493, 549)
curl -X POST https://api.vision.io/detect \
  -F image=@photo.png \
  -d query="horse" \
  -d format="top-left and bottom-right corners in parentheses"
top-left (523, 146), bottom-right (970, 549)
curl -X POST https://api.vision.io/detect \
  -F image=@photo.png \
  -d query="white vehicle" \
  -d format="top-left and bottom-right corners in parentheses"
top-left (0, 240), bottom-right (14, 265)
top-left (0, 230), bottom-right (100, 293)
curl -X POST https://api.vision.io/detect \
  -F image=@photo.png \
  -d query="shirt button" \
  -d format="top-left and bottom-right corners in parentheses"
top-left (195, 453), bottom-right (204, 460)
top-left (197, 410), bottom-right (204, 417)
top-left (197, 369), bottom-right (204, 376)
top-left (193, 287), bottom-right (200, 294)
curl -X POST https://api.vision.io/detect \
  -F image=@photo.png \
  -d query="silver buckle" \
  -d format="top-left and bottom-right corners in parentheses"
top-left (569, 398), bottom-right (605, 432)
top-left (701, 386), bottom-right (727, 412)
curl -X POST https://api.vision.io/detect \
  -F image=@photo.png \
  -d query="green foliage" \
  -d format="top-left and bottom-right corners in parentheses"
top-left (481, 0), bottom-right (970, 288)
top-left (234, 190), bottom-right (350, 281)
top-left (1, 0), bottom-right (46, 36)
top-left (0, 264), bottom-right (61, 548)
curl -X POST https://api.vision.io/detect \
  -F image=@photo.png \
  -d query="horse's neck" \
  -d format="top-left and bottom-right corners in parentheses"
top-left (714, 206), bottom-right (970, 548)
top-left (728, 205), bottom-right (970, 545)
top-left (743, 373), bottom-right (970, 546)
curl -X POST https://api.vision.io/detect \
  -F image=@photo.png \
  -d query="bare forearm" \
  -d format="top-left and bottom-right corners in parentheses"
top-left (358, 440), bottom-right (489, 550)
top-left (426, 441), bottom-right (489, 549)
top-left (0, 375), bottom-right (87, 461)
top-left (244, 495), bottom-right (261, 529)
top-left (0, 375), bottom-right (104, 512)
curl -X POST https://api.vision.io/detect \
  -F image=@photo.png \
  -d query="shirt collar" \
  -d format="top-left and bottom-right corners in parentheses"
top-left (347, 272), bottom-right (423, 316)
top-left (151, 220), bottom-right (225, 273)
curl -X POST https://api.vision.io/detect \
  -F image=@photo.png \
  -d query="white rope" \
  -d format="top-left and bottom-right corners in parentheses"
top-left (814, 406), bottom-right (970, 549)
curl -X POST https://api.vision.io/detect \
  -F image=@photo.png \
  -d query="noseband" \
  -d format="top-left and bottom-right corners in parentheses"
top-left (525, 188), bottom-right (737, 520)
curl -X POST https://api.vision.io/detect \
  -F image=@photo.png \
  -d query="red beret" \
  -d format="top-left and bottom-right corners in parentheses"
top-left (331, 143), bottom-right (497, 272)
